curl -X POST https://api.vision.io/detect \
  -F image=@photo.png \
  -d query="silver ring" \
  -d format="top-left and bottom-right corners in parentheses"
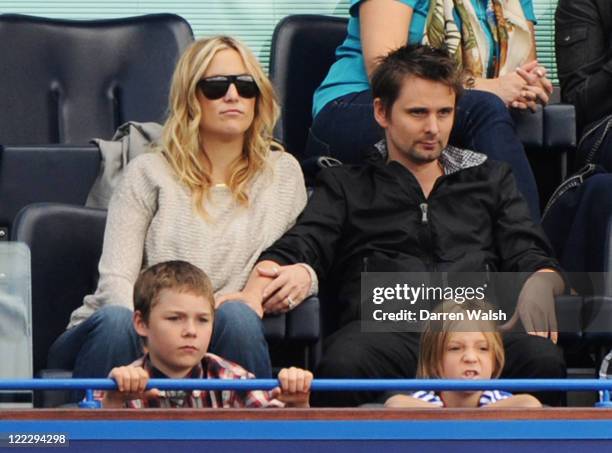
top-left (287, 296), bottom-right (296, 309)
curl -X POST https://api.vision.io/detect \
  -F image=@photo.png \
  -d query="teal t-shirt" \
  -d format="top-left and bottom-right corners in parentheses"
top-left (312, 0), bottom-right (536, 117)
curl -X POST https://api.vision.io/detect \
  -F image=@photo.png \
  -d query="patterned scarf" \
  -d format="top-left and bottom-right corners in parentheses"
top-left (423, 0), bottom-right (532, 77)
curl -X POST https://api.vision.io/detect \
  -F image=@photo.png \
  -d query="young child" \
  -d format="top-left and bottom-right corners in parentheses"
top-left (99, 260), bottom-right (312, 408)
top-left (385, 302), bottom-right (541, 409)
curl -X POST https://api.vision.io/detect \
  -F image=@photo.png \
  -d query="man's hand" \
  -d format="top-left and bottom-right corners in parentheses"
top-left (271, 367), bottom-right (313, 408)
top-left (258, 264), bottom-right (312, 314)
top-left (500, 270), bottom-right (565, 343)
top-left (102, 365), bottom-right (159, 408)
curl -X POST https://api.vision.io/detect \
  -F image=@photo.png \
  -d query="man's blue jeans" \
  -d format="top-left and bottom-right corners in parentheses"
top-left (307, 89), bottom-right (541, 221)
top-left (48, 301), bottom-right (272, 382)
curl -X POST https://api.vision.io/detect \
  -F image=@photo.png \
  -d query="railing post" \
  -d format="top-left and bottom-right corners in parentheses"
top-left (78, 389), bottom-right (101, 409)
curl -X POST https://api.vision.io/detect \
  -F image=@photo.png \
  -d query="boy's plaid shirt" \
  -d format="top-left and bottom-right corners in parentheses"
top-left (96, 353), bottom-right (284, 408)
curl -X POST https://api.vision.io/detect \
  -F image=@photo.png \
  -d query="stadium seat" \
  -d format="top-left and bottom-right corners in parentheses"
top-left (0, 13), bottom-right (193, 145)
top-left (0, 13), bottom-right (194, 239)
top-left (0, 145), bottom-right (101, 240)
top-left (269, 14), bottom-right (348, 162)
top-left (11, 203), bottom-right (320, 406)
top-left (10, 204), bottom-right (107, 380)
top-left (269, 14), bottom-right (577, 203)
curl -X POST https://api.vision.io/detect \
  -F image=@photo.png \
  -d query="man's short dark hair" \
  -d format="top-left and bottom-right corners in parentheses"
top-left (371, 44), bottom-right (463, 114)
top-left (133, 260), bottom-right (214, 323)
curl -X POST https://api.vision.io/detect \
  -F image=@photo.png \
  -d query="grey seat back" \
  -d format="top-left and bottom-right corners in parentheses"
top-left (0, 13), bottom-right (193, 145)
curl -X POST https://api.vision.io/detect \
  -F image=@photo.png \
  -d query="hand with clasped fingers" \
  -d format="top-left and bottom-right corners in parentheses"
top-left (514, 60), bottom-right (553, 109)
top-left (477, 60), bottom-right (553, 112)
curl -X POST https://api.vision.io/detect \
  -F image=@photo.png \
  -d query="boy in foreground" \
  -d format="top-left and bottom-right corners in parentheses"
top-left (99, 260), bottom-right (312, 408)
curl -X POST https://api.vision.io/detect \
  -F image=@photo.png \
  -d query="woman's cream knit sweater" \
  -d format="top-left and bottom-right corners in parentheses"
top-left (68, 150), bottom-right (308, 328)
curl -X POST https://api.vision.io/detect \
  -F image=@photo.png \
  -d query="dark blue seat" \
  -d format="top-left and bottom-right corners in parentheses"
top-left (0, 13), bottom-right (194, 239)
top-left (0, 13), bottom-right (193, 145)
top-left (0, 145), bottom-right (100, 240)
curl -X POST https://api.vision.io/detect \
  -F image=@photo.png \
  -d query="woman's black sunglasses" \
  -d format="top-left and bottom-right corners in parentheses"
top-left (197, 74), bottom-right (259, 100)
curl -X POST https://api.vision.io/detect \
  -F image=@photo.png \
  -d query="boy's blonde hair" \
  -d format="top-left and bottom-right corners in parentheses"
top-left (133, 260), bottom-right (214, 323)
top-left (158, 35), bottom-right (282, 218)
top-left (417, 302), bottom-right (505, 379)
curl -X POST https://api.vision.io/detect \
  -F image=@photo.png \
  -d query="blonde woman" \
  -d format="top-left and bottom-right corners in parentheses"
top-left (48, 36), bottom-right (311, 385)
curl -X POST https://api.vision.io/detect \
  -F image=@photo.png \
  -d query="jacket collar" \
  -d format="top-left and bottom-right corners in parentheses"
top-left (373, 140), bottom-right (487, 175)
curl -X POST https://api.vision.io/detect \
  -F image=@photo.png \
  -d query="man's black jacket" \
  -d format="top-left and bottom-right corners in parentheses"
top-left (556, 0), bottom-right (612, 132)
top-left (260, 148), bottom-right (560, 325)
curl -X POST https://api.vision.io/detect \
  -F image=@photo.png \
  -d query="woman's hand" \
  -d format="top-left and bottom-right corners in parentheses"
top-left (476, 72), bottom-right (527, 108)
top-left (516, 60), bottom-right (553, 102)
top-left (476, 61), bottom-right (552, 112)
top-left (257, 264), bottom-right (312, 314)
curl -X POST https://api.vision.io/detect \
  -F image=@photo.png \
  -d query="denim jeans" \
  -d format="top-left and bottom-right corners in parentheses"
top-left (209, 301), bottom-right (272, 378)
top-left (48, 301), bottom-right (272, 382)
top-left (307, 89), bottom-right (541, 221)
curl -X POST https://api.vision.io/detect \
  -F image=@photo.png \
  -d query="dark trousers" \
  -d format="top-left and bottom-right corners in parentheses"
top-left (308, 89), bottom-right (541, 221)
top-left (311, 320), bottom-right (566, 407)
top-left (543, 173), bottom-right (612, 275)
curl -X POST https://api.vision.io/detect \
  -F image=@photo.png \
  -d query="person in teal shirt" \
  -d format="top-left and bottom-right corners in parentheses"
top-left (307, 0), bottom-right (552, 220)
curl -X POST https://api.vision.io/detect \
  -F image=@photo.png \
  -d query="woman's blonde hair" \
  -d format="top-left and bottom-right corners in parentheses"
top-left (158, 36), bottom-right (281, 217)
top-left (417, 302), bottom-right (505, 379)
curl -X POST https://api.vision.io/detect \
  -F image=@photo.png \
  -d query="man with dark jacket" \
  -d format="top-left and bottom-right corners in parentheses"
top-left (238, 44), bottom-right (566, 407)
top-left (546, 0), bottom-right (612, 278)
top-left (556, 0), bottom-right (612, 134)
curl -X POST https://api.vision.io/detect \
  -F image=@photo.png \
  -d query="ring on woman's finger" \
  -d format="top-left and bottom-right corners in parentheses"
top-left (287, 295), bottom-right (296, 310)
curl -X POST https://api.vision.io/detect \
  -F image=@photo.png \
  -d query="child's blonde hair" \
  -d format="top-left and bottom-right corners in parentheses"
top-left (417, 302), bottom-right (505, 379)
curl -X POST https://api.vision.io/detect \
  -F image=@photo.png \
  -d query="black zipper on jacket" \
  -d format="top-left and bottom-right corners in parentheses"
top-left (384, 161), bottom-right (447, 272)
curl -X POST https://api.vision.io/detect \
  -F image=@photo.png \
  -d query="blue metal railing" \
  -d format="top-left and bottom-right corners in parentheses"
top-left (0, 378), bottom-right (610, 392)
top-left (1, 378), bottom-right (611, 408)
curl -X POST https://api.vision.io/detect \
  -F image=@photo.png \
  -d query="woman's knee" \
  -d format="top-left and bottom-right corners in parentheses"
top-left (89, 305), bottom-right (134, 334)
top-left (460, 89), bottom-right (510, 122)
top-left (214, 301), bottom-right (264, 337)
